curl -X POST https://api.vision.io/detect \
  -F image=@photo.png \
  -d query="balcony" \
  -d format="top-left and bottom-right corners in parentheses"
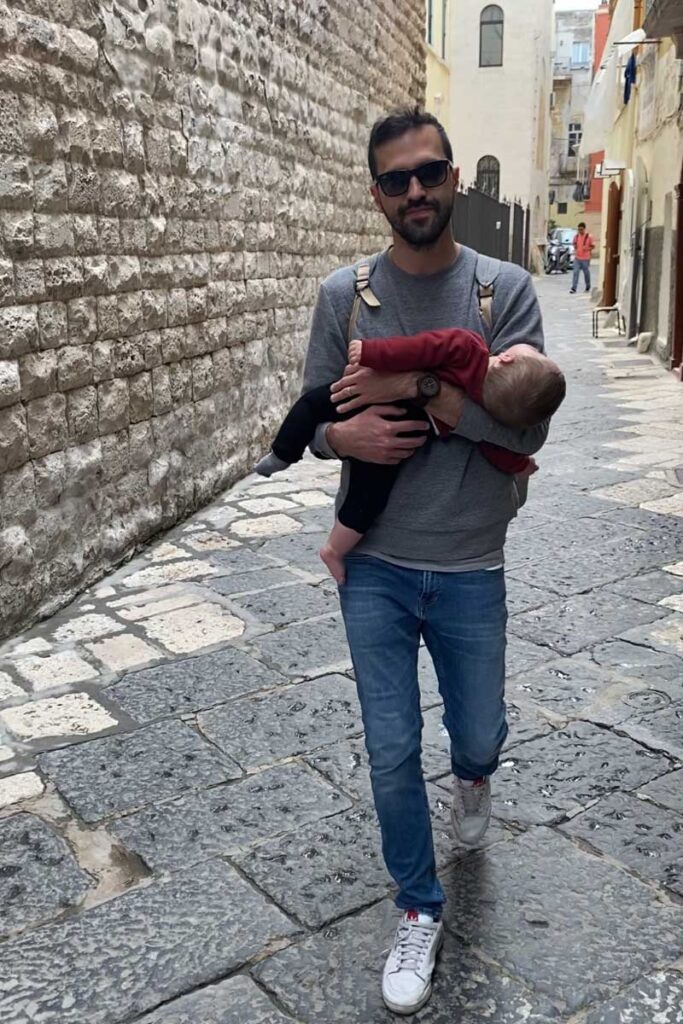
top-left (644, 0), bottom-right (683, 54)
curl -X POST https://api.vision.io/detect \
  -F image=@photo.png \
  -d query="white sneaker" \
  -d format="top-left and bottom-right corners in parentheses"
top-left (382, 910), bottom-right (444, 1015)
top-left (451, 776), bottom-right (491, 846)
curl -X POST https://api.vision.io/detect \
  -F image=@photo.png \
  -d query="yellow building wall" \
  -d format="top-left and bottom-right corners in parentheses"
top-left (426, 48), bottom-right (451, 125)
top-left (549, 199), bottom-right (585, 229)
top-left (425, 0), bottom-right (450, 126)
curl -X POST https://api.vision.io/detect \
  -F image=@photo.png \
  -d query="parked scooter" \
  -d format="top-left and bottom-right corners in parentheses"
top-left (545, 238), bottom-right (571, 274)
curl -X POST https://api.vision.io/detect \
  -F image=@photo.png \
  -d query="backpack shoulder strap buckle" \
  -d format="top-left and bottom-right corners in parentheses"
top-left (355, 260), bottom-right (381, 307)
top-left (475, 254), bottom-right (501, 336)
top-left (348, 255), bottom-right (382, 344)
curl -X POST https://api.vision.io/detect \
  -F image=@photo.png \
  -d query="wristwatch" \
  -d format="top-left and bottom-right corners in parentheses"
top-left (413, 373), bottom-right (441, 407)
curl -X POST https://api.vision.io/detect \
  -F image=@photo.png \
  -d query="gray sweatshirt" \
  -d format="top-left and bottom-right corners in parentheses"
top-left (302, 245), bottom-right (548, 569)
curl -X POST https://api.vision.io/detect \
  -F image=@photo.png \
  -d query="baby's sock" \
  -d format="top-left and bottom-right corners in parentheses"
top-left (254, 452), bottom-right (290, 477)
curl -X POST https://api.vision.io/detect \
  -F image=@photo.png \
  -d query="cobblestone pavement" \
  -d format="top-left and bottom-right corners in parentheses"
top-left (1, 274), bottom-right (683, 1023)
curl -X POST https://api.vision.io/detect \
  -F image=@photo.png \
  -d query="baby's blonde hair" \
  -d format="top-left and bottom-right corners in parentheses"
top-left (482, 354), bottom-right (566, 428)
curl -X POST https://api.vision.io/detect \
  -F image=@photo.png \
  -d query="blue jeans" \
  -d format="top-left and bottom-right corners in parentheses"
top-left (339, 555), bottom-right (508, 917)
top-left (572, 258), bottom-right (591, 291)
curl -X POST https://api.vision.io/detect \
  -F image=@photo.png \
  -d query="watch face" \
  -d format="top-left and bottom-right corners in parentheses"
top-left (420, 374), bottom-right (441, 398)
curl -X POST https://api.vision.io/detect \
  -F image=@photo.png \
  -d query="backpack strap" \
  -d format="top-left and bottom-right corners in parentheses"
top-left (475, 254), bottom-right (501, 338)
top-left (348, 253), bottom-right (382, 346)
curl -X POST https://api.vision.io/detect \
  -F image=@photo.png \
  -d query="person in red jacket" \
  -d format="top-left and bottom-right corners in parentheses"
top-left (255, 328), bottom-right (565, 582)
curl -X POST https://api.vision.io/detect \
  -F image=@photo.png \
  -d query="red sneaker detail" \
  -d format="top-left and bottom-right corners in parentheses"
top-left (406, 909), bottom-right (419, 922)
top-left (472, 777), bottom-right (486, 787)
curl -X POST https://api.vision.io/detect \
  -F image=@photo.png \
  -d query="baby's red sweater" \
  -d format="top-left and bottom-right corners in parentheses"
top-left (360, 328), bottom-right (531, 476)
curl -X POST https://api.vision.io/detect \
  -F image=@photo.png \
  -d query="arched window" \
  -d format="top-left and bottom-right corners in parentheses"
top-left (480, 5), bottom-right (504, 67)
top-left (476, 155), bottom-right (500, 199)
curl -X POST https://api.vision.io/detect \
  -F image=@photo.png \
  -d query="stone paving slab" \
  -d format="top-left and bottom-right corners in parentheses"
top-left (582, 970), bottom-right (683, 1024)
top-left (200, 547), bottom-right (281, 576)
top-left (590, 638), bottom-right (683, 693)
top-left (508, 528), bottom-right (683, 597)
top-left (205, 566), bottom-right (302, 596)
top-left (509, 591), bottom-right (668, 655)
top-left (606, 569), bottom-right (683, 606)
top-left (111, 762), bottom-right (353, 872)
top-left (507, 550), bottom-right (626, 599)
top-left (619, 614), bottom-right (683, 659)
top-left (591, 505), bottom-right (683, 535)
top-left (0, 813), bottom-right (92, 940)
top-left (504, 701), bottom-right (556, 747)
top-left (527, 489), bottom-right (622, 521)
top-left (38, 720), bottom-right (240, 822)
top-left (0, 692), bottom-right (120, 747)
top-left (492, 722), bottom-right (672, 826)
top-left (258, 531), bottom-right (331, 575)
top-left (136, 976), bottom-right (294, 1024)
top-left (508, 654), bottom-right (683, 726)
top-left (503, 578), bottom-right (558, 616)
top-left (106, 647), bottom-right (286, 723)
top-left (236, 804), bottom-right (388, 928)
top-left (639, 769), bottom-right (683, 815)
top-left (0, 772), bottom-right (44, 809)
top-left (441, 828), bottom-right (683, 1013)
top-left (617, 703), bottom-right (683, 760)
top-left (231, 581), bottom-right (340, 627)
top-left (198, 674), bottom-right (361, 770)
top-left (505, 635), bottom-right (556, 677)
top-left (506, 517), bottom-right (630, 569)
top-left (248, 615), bottom-right (352, 677)
top-left (560, 791), bottom-right (683, 896)
top-left (0, 860), bottom-right (297, 1024)
top-left (253, 899), bottom-right (564, 1024)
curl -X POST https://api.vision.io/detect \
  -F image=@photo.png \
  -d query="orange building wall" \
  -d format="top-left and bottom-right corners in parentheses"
top-left (593, 5), bottom-right (610, 75)
top-left (585, 5), bottom-right (611, 236)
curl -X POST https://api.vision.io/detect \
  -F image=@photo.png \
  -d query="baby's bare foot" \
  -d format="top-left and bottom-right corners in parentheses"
top-left (320, 545), bottom-right (346, 585)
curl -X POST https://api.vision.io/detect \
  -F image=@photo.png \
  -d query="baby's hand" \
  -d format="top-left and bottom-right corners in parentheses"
top-left (348, 339), bottom-right (362, 365)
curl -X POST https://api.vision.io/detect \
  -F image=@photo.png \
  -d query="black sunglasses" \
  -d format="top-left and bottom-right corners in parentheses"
top-left (375, 159), bottom-right (452, 198)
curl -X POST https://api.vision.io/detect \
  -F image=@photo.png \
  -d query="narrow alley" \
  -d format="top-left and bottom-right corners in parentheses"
top-left (0, 274), bottom-right (682, 1022)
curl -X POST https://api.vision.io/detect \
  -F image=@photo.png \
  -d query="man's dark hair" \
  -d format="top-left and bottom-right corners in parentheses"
top-left (578, 221), bottom-right (586, 228)
top-left (368, 107), bottom-right (453, 180)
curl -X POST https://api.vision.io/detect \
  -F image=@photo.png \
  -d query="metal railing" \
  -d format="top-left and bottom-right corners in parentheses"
top-left (451, 185), bottom-right (530, 268)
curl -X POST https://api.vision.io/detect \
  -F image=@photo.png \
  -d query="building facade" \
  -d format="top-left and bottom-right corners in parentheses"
top-left (581, 0), bottom-right (682, 365)
top-left (437, 0), bottom-right (554, 268)
top-left (0, 0), bottom-right (427, 640)
top-left (583, 4), bottom-right (612, 241)
top-left (549, 7), bottom-right (596, 232)
top-left (425, 0), bottom-right (451, 125)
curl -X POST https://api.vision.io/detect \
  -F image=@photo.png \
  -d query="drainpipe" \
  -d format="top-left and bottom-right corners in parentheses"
top-left (673, 161), bottom-right (683, 375)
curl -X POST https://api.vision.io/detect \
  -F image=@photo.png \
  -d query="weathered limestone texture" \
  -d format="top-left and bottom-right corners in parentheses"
top-left (0, 0), bottom-right (426, 639)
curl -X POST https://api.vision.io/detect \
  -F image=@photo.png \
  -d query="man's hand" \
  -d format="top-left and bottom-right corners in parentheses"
top-left (327, 406), bottom-right (429, 464)
top-left (330, 365), bottom-right (418, 413)
top-left (348, 339), bottom-right (362, 365)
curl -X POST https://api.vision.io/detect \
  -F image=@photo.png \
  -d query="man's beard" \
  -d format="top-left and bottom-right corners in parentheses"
top-left (386, 195), bottom-right (454, 248)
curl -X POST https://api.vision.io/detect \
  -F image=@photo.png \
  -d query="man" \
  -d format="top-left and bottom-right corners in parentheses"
top-left (570, 221), bottom-right (595, 293)
top-left (302, 108), bottom-right (549, 1015)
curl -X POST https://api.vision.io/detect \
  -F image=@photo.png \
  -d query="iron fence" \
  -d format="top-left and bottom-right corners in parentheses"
top-left (452, 185), bottom-right (529, 269)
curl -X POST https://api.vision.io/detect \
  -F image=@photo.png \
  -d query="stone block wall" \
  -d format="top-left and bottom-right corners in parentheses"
top-left (0, 0), bottom-right (425, 639)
